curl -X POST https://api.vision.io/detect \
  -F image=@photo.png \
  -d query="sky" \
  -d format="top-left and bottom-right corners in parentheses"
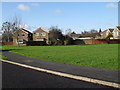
top-left (2, 2), bottom-right (118, 34)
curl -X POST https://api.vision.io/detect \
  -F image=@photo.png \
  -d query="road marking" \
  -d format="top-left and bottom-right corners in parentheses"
top-left (0, 59), bottom-right (120, 88)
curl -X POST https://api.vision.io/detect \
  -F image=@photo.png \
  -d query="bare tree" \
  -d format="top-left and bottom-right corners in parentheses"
top-left (2, 22), bottom-right (13, 42)
top-left (12, 15), bottom-right (21, 32)
top-left (1, 16), bottom-right (22, 45)
top-left (12, 16), bottom-right (22, 46)
top-left (65, 28), bottom-right (72, 35)
top-left (80, 29), bottom-right (99, 38)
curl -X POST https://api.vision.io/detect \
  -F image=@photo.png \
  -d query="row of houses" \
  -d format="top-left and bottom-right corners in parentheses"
top-left (67, 26), bottom-right (120, 40)
top-left (13, 27), bottom-right (49, 45)
top-left (9, 26), bottom-right (120, 45)
top-left (96, 26), bottom-right (120, 39)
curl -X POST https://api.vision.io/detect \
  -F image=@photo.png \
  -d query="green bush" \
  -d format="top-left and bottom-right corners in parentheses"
top-left (64, 35), bottom-right (73, 45)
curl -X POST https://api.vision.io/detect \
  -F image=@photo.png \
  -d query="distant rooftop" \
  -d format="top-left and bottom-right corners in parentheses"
top-left (116, 26), bottom-right (120, 30)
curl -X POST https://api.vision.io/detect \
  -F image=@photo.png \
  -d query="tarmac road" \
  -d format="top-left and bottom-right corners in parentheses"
top-left (2, 62), bottom-right (115, 88)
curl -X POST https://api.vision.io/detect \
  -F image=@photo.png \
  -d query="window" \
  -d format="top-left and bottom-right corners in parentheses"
top-left (34, 33), bottom-right (39, 36)
top-left (36, 38), bottom-right (44, 41)
top-left (18, 33), bottom-right (21, 36)
top-left (113, 32), bottom-right (119, 38)
top-left (41, 32), bottom-right (46, 36)
top-left (117, 32), bottom-right (119, 36)
top-left (18, 39), bottom-right (23, 44)
top-left (22, 33), bottom-right (25, 36)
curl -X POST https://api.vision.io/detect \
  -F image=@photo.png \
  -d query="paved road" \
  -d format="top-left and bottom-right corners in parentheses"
top-left (2, 50), bottom-right (119, 84)
top-left (2, 62), bottom-right (115, 88)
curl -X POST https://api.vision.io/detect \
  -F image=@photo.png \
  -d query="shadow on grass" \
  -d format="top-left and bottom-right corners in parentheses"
top-left (1, 49), bottom-right (23, 52)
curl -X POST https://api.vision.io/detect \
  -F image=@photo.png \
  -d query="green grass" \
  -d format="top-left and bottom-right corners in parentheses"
top-left (0, 46), bottom-right (2, 49)
top-left (2, 44), bottom-right (119, 70)
top-left (0, 46), bottom-right (7, 59)
top-left (0, 55), bottom-right (8, 59)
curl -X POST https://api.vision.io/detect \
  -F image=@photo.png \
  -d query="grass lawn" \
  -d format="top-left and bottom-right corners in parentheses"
top-left (0, 46), bottom-right (7, 59)
top-left (2, 44), bottom-right (119, 70)
top-left (0, 46), bottom-right (2, 49)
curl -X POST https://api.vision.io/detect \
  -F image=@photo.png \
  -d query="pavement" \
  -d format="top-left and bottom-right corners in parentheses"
top-left (1, 49), bottom-right (120, 84)
top-left (2, 62), bottom-right (115, 88)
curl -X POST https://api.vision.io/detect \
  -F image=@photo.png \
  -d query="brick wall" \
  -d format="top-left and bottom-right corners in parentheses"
top-left (73, 39), bottom-right (120, 45)
top-left (93, 39), bottom-right (120, 44)
top-left (3, 42), bottom-right (13, 45)
top-left (26, 41), bottom-right (47, 46)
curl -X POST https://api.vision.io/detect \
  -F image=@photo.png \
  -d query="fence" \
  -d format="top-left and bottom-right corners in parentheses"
top-left (93, 39), bottom-right (120, 44)
top-left (73, 39), bottom-right (120, 45)
top-left (26, 41), bottom-right (47, 46)
top-left (2, 39), bottom-right (120, 46)
top-left (3, 42), bottom-right (13, 45)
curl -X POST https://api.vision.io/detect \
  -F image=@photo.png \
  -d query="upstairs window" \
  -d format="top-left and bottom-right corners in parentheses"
top-left (34, 33), bottom-right (39, 36)
top-left (41, 32), bottom-right (46, 36)
top-left (22, 33), bottom-right (25, 36)
top-left (18, 33), bottom-right (21, 36)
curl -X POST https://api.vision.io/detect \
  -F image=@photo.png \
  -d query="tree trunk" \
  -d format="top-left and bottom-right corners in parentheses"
top-left (17, 37), bottom-right (20, 46)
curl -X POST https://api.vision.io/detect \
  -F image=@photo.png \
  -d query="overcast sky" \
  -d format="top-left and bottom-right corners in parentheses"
top-left (2, 2), bottom-right (118, 33)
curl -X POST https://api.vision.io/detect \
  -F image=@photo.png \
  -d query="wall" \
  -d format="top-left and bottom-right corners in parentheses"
top-left (93, 39), bottom-right (120, 44)
top-left (26, 41), bottom-right (47, 46)
top-left (73, 39), bottom-right (120, 45)
top-left (3, 42), bottom-right (13, 45)
top-left (73, 39), bottom-right (93, 45)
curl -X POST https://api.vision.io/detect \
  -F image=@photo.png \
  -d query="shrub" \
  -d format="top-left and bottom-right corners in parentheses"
top-left (64, 35), bottom-right (73, 45)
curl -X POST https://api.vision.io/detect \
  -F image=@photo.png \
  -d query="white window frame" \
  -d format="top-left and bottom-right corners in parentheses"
top-left (36, 38), bottom-right (44, 41)
top-left (18, 33), bottom-right (21, 36)
top-left (41, 32), bottom-right (46, 36)
top-left (35, 33), bottom-right (39, 36)
top-left (18, 39), bottom-right (23, 44)
top-left (22, 33), bottom-right (25, 36)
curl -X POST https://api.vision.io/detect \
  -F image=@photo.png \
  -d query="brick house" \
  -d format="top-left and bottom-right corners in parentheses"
top-left (33, 27), bottom-right (49, 43)
top-left (113, 26), bottom-right (120, 39)
top-left (97, 29), bottom-right (114, 39)
top-left (106, 28), bottom-right (114, 37)
top-left (13, 28), bottom-right (33, 45)
top-left (96, 26), bottom-right (120, 39)
top-left (99, 30), bottom-right (107, 39)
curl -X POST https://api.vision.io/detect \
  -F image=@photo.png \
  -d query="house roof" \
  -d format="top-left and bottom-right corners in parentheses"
top-left (96, 33), bottom-right (101, 37)
top-left (33, 27), bottom-right (48, 33)
top-left (102, 30), bottom-right (107, 33)
top-left (69, 34), bottom-right (81, 37)
top-left (13, 28), bottom-right (32, 34)
top-left (108, 28), bottom-right (114, 32)
top-left (21, 28), bottom-right (32, 34)
top-left (116, 26), bottom-right (120, 30)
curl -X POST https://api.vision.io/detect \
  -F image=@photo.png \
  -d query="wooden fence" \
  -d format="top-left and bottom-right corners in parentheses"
top-left (3, 42), bottom-right (13, 45)
top-left (92, 39), bottom-right (120, 44)
top-left (73, 39), bottom-right (120, 45)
